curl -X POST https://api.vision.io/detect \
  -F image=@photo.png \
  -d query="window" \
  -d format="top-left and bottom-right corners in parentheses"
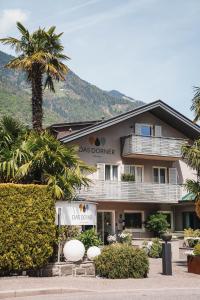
top-left (141, 125), bottom-right (152, 136)
top-left (105, 165), bottom-right (118, 181)
top-left (182, 212), bottom-right (200, 230)
top-left (135, 124), bottom-right (162, 137)
top-left (153, 167), bottom-right (167, 184)
top-left (124, 211), bottom-right (144, 230)
top-left (124, 165), bottom-right (143, 182)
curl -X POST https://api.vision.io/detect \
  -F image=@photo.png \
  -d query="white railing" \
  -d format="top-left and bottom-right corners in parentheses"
top-left (78, 180), bottom-right (182, 203)
top-left (123, 135), bottom-right (187, 158)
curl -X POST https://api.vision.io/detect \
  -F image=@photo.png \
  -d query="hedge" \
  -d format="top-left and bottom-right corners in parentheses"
top-left (0, 184), bottom-right (56, 273)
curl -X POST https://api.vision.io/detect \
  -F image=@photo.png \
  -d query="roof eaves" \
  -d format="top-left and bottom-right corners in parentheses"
top-left (60, 100), bottom-right (200, 143)
top-left (59, 101), bottom-right (160, 143)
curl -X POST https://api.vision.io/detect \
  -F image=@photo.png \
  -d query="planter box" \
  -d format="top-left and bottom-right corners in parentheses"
top-left (187, 255), bottom-right (200, 275)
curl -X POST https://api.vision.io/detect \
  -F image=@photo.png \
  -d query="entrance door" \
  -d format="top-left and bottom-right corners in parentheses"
top-left (182, 212), bottom-right (200, 229)
top-left (97, 211), bottom-right (114, 244)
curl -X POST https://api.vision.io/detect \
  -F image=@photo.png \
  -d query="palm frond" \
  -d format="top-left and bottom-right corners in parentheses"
top-left (191, 86), bottom-right (200, 123)
top-left (16, 22), bottom-right (30, 40)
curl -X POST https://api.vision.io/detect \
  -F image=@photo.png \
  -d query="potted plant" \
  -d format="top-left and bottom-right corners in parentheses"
top-left (145, 213), bottom-right (170, 237)
top-left (121, 173), bottom-right (135, 182)
top-left (188, 244), bottom-right (200, 275)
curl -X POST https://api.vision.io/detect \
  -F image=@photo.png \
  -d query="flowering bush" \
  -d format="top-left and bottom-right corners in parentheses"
top-left (107, 234), bottom-right (117, 244)
top-left (118, 231), bottom-right (132, 245)
top-left (143, 238), bottom-right (162, 258)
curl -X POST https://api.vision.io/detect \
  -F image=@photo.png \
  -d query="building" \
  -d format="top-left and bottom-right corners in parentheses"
top-left (51, 100), bottom-right (200, 241)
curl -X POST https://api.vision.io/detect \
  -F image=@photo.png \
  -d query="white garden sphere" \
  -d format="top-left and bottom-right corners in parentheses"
top-left (87, 246), bottom-right (101, 260)
top-left (63, 240), bottom-right (85, 262)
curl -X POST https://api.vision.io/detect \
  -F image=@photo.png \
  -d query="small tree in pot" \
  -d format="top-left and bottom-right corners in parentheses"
top-left (145, 213), bottom-right (170, 237)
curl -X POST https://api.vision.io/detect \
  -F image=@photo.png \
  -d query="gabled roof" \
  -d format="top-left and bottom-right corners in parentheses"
top-left (60, 100), bottom-right (200, 143)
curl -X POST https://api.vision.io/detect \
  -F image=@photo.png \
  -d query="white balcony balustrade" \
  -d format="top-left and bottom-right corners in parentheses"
top-left (78, 180), bottom-right (182, 203)
top-left (122, 135), bottom-right (187, 159)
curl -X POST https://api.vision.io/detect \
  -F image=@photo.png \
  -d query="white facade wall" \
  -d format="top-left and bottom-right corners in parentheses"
top-left (68, 111), bottom-right (196, 185)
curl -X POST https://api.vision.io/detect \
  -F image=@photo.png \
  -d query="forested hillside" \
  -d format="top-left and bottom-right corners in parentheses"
top-left (0, 50), bottom-right (144, 126)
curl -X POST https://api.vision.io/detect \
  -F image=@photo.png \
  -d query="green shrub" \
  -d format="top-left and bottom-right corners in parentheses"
top-left (184, 228), bottom-right (200, 238)
top-left (186, 238), bottom-right (200, 248)
top-left (0, 184), bottom-right (56, 273)
top-left (121, 173), bottom-right (135, 182)
top-left (94, 244), bottom-right (149, 279)
top-left (142, 238), bottom-right (162, 258)
top-left (57, 225), bottom-right (80, 243)
top-left (78, 229), bottom-right (102, 250)
top-left (145, 213), bottom-right (169, 236)
top-left (194, 244), bottom-right (200, 256)
top-left (148, 239), bottom-right (162, 258)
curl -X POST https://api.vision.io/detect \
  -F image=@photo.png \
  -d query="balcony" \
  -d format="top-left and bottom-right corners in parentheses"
top-left (78, 180), bottom-right (182, 203)
top-left (122, 135), bottom-right (187, 160)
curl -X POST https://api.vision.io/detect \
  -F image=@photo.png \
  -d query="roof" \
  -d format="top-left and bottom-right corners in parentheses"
top-left (50, 120), bottom-right (101, 129)
top-left (181, 192), bottom-right (195, 202)
top-left (59, 100), bottom-right (200, 143)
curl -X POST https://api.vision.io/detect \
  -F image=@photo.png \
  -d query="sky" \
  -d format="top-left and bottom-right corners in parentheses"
top-left (0, 0), bottom-right (200, 119)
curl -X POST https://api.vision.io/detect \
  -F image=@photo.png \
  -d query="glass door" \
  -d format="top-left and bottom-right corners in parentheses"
top-left (97, 211), bottom-right (114, 244)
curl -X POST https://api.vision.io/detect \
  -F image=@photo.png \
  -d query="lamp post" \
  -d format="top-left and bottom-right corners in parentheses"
top-left (161, 232), bottom-right (172, 275)
top-left (57, 207), bottom-right (61, 263)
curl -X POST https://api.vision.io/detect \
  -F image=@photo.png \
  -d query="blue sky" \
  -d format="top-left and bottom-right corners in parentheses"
top-left (0, 0), bottom-right (200, 119)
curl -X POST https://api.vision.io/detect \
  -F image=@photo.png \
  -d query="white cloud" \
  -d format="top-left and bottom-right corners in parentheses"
top-left (0, 9), bottom-right (28, 35)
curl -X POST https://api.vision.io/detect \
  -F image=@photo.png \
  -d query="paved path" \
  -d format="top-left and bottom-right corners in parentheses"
top-left (0, 259), bottom-right (199, 299)
top-left (6, 288), bottom-right (200, 300)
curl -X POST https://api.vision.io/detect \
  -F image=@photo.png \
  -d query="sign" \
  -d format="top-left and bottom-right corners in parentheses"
top-left (79, 136), bottom-right (115, 156)
top-left (55, 201), bottom-right (97, 226)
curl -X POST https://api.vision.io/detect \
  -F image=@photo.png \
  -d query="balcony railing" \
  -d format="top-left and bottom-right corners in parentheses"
top-left (78, 180), bottom-right (182, 203)
top-left (122, 135), bottom-right (187, 159)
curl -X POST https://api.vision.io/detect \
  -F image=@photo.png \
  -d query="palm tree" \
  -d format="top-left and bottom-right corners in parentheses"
top-left (182, 142), bottom-right (200, 218)
top-left (191, 87), bottom-right (200, 123)
top-left (186, 87), bottom-right (200, 217)
top-left (0, 117), bottom-right (93, 199)
top-left (0, 22), bottom-right (69, 131)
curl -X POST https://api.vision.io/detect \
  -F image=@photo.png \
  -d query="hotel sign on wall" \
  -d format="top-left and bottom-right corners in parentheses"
top-left (55, 201), bottom-right (97, 226)
top-left (79, 136), bottom-right (115, 155)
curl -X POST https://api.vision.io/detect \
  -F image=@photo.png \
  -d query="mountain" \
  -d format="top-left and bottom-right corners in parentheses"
top-left (107, 90), bottom-right (140, 103)
top-left (0, 50), bottom-right (144, 126)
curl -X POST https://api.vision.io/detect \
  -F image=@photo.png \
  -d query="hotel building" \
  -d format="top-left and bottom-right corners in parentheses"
top-left (51, 100), bottom-right (200, 241)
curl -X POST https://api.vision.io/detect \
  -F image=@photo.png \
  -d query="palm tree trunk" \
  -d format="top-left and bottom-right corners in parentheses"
top-left (31, 64), bottom-right (43, 131)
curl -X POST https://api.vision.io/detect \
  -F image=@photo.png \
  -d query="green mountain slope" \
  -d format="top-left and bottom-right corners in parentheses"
top-left (0, 50), bottom-right (144, 126)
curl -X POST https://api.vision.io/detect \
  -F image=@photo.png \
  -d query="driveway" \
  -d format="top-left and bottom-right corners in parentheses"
top-left (0, 258), bottom-right (199, 299)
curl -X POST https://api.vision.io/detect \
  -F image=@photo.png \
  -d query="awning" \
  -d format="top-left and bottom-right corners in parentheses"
top-left (181, 192), bottom-right (196, 202)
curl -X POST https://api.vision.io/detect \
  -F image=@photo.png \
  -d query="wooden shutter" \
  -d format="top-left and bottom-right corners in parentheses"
top-left (135, 123), bottom-right (141, 135)
top-left (97, 163), bottom-right (105, 180)
top-left (169, 168), bottom-right (177, 184)
top-left (155, 125), bottom-right (162, 137)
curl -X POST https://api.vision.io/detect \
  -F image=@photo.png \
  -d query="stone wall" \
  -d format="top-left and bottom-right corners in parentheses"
top-left (38, 261), bottom-right (95, 277)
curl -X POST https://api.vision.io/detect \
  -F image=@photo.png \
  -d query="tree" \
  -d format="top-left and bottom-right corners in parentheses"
top-left (182, 141), bottom-right (200, 218)
top-left (145, 213), bottom-right (169, 237)
top-left (191, 87), bottom-right (200, 123)
top-left (0, 22), bottom-right (69, 131)
top-left (0, 117), bottom-right (93, 199)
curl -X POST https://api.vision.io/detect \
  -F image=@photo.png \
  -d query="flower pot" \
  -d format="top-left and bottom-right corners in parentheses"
top-left (187, 255), bottom-right (200, 275)
top-left (161, 233), bottom-right (172, 242)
